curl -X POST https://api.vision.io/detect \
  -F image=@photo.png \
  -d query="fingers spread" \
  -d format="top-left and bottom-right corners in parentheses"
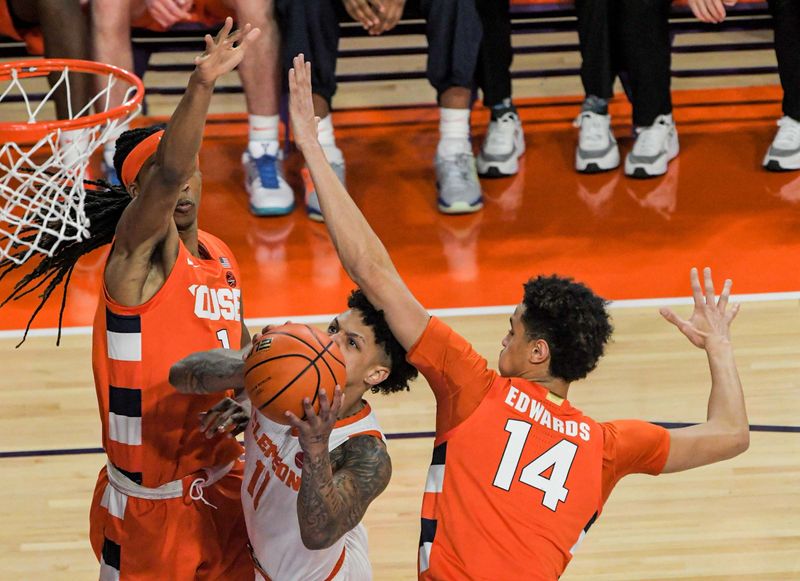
top-left (703, 266), bottom-right (716, 305)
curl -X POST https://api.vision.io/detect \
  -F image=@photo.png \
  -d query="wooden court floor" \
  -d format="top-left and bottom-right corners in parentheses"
top-left (1, 304), bottom-right (799, 580)
top-left (1, 87), bottom-right (800, 579)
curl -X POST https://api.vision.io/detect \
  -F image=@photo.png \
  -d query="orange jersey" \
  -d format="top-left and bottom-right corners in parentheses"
top-left (92, 230), bottom-right (244, 488)
top-left (408, 317), bottom-right (670, 580)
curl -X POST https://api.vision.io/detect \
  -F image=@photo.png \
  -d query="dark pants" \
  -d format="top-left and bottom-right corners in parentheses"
top-left (475, 0), bottom-right (512, 107)
top-left (275, 0), bottom-right (482, 107)
top-left (767, 0), bottom-right (800, 121)
top-left (575, 0), bottom-right (672, 127)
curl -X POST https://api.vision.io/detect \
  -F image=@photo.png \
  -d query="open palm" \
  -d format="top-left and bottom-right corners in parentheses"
top-left (660, 267), bottom-right (740, 349)
top-left (195, 17), bottom-right (260, 85)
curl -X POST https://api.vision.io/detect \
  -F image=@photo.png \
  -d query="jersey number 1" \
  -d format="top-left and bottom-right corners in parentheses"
top-left (216, 329), bottom-right (230, 349)
top-left (492, 419), bottom-right (578, 511)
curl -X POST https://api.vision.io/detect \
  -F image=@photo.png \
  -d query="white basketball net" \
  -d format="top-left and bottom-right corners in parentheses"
top-left (0, 65), bottom-right (141, 265)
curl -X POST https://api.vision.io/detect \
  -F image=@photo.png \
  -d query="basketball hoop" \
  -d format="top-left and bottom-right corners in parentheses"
top-left (0, 59), bottom-right (144, 265)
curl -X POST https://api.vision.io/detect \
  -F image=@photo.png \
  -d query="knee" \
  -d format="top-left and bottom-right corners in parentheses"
top-left (229, 0), bottom-right (276, 26)
top-left (91, 0), bottom-right (133, 32)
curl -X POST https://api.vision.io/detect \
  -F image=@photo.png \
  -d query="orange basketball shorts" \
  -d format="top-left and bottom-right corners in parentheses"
top-left (89, 461), bottom-right (251, 580)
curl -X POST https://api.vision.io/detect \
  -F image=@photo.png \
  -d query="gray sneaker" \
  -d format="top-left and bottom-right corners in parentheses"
top-left (304, 159), bottom-right (346, 222)
top-left (436, 152), bottom-right (483, 214)
top-left (764, 115), bottom-right (800, 171)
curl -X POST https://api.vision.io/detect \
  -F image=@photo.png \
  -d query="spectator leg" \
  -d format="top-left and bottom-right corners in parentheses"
top-left (616, 0), bottom-right (672, 127)
top-left (225, 0), bottom-right (280, 119)
top-left (275, 0), bottom-right (341, 119)
top-left (8, 0), bottom-right (92, 119)
top-left (574, 0), bottom-right (615, 102)
top-left (91, 0), bottom-right (140, 110)
top-left (474, 0), bottom-right (512, 108)
top-left (417, 0), bottom-right (482, 105)
top-left (767, 0), bottom-right (800, 121)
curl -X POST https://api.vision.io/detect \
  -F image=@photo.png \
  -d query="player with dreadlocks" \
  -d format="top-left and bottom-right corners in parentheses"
top-left (3, 18), bottom-right (262, 579)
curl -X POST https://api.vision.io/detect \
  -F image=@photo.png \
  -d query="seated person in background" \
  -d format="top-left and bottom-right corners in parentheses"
top-left (276, 0), bottom-right (486, 218)
top-left (92, 0), bottom-right (292, 217)
top-left (474, 0), bottom-right (526, 179)
top-left (690, 0), bottom-right (800, 171)
top-left (573, 0), bottom-right (679, 178)
top-left (0, 0), bottom-right (92, 161)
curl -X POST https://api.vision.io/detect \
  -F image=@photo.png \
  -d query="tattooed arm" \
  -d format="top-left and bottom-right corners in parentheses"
top-left (286, 388), bottom-right (392, 550)
top-left (169, 347), bottom-right (248, 394)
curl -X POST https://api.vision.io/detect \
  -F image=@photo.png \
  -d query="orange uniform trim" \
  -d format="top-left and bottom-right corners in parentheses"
top-left (347, 429), bottom-right (383, 441)
top-left (253, 547), bottom-right (346, 581)
top-left (121, 130), bottom-right (163, 187)
top-left (334, 401), bottom-right (371, 428)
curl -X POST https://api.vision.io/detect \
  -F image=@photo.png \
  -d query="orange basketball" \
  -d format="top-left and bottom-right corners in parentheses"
top-left (244, 323), bottom-right (347, 424)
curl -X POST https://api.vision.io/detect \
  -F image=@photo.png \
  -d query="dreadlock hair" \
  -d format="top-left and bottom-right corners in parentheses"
top-left (521, 275), bottom-right (613, 383)
top-left (347, 288), bottom-right (418, 394)
top-left (0, 124), bottom-right (165, 347)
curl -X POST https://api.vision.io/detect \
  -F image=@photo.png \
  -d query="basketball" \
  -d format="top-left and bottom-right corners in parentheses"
top-left (244, 323), bottom-right (347, 424)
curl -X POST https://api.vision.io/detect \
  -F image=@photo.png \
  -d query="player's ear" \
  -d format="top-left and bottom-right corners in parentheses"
top-left (529, 338), bottom-right (550, 365)
top-left (365, 365), bottom-right (389, 387)
top-left (127, 181), bottom-right (139, 199)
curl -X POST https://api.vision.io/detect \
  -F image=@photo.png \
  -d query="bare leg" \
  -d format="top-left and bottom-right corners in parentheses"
top-left (439, 87), bottom-right (472, 110)
top-left (91, 0), bottom-right (141, 109)
top-left (9, 0), bottom-right (92, 119)
top-left (226, 0), bottom-right (280, 117)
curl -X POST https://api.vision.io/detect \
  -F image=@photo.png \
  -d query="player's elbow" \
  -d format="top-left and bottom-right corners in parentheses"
top-left (729, 428), bottom-right (750, 457)
top-left (300, 528), bottom-right (337, 551)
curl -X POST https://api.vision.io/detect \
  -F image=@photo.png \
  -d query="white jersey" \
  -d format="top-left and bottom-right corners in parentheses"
top-left (243, 401), bottom-right (385, 581)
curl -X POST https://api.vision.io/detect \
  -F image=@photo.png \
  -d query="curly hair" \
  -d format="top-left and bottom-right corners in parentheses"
top-left (0, 124), bottom-right (165, 346)
top-left (347, 289), bottom-right (418, 394)
top-left (521, 275), bottom-right (613, 383)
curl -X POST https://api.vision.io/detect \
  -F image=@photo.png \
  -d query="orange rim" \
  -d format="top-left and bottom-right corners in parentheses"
top-left (0, 58), bottom-right (145, 141)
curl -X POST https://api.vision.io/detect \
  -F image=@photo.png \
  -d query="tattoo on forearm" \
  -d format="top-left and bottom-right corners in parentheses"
top-left (297, 436), bottom-right (391, 549)
top-left (173, 349), bottom-right (246, 393)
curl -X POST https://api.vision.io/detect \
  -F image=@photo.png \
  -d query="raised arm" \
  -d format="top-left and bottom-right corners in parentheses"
top-left (659, 267), bottom-right (749, 473)
top-left (288, 54), bottom-right (429, 350)
top-left (286, 389), bottom-right (391, 550)
top-left (114, 18), bottom-right (259, 255)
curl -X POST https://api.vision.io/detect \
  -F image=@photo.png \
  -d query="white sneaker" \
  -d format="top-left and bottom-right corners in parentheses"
top-left (574, 111), bottom-right (620, 173)
top-left (763, 116), bottom-right (800, 171)
top-left (477, 111), bottom-right (526, 177)
top-left (242, 141), bottom-right (295, 216)
top-left (625, 114), bottom-right (679, 178)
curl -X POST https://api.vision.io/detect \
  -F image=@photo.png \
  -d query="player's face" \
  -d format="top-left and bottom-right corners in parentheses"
top-left (134, 159), bottom-right (202, 231)
top-left (498, 304), bottom-right (533, 377)
top-left (327, 309), bottom-right (389, 391)
top-left (172, 167), bottom-right (202, 231)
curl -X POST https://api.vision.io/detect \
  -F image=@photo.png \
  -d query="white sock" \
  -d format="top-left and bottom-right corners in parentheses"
top-left (437, 107), bottom-right (471, 158)
top-left (249, 114), bottom-right (280, 143)
top-left (103, 122), bottom-right (130, 168)
top-left (58, 128), bottom-right (90, 167)
top-left (317, 115), bottom-right (343, 164)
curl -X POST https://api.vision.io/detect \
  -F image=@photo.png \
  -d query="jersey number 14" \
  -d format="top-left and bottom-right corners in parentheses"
top-left (492, 419), bottom-right (578, 511)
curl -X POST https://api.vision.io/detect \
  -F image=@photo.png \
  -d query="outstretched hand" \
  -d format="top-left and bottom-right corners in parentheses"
top-left (660, 267), bottom-right (740, 349)
top-left (195, 17), bottom-right (260, 85)
top-left (288, 54), bottom-right (320, 151)
top-left (285, 386), bottom-right (343, 456)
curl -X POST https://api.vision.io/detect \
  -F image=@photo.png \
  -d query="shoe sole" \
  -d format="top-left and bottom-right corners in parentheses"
top-left (250, 204), bottom-right (294, 217)
top-left (306, 207), bottom-right (325, 222)
top-left (437, 200), bottom-right (484, 214)
top-left (763, 152), bottom-right (800, 172)
top-left (477, 134), bottom-right (525, 178)
top-left (576, 147), bottom-right (620, 174)
top-left (625, 136), bottom-right (679, 179)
